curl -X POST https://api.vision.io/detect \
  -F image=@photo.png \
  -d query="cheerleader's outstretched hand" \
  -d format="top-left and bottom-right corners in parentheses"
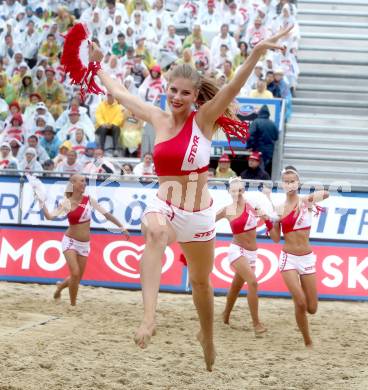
top-left (253, 25), bottom-right (294, 55)
top-left (88, 41), bottom-right (104, 62)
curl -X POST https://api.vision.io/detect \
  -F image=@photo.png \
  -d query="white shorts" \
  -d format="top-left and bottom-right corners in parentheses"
top-left (228, 243), bottom-right (257, 268)
top-left (279, 251), bottom-right (316, 275)
top-left (61, 235), bottom-right (90, 257)
top-left (142, 195), bottom-right (216, 243)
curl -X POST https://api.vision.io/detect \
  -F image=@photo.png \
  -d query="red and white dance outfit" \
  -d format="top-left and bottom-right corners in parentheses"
top-left (278, 203), bottom-right (316, 275)
top-left (227, 204), bottom-right (258, 267)
top-left (61, 195), bottom-right (92, 256)
top-left (142, 111), bottom-right (216, 243)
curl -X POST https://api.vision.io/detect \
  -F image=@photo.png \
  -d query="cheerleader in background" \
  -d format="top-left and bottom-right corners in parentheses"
top-left (34, 174), bottom-right (129, 306)
top-left (216, 177), bottom-right (267, 335)
top-left (264, 166), bottom-right (329, 347)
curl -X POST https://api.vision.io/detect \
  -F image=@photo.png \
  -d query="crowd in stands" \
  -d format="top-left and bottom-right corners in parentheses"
top-left (0, 0), bottom-right (299, 179)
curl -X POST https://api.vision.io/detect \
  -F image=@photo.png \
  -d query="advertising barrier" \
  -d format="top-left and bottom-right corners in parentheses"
top-left (0, 227), bottom-right (367, 300)
top-left (0, 227), bottom-right (186, 292)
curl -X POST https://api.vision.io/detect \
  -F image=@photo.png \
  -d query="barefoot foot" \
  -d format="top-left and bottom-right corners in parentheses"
top-left (196, 331), bottom-right (216, 372)
top-left (254, 322), bottom-right (267, 337)
top-left (134, 321), bottom-right (156, 349)
top-left (222, 311), bottom-right (230, 325)
top-left (53, 281), bottom-right (62, 300)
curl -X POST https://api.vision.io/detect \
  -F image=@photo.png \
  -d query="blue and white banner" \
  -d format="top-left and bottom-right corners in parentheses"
top-left (0, 178), bottom-right (20, 224)
top-left (2, 177), bottom-right (366, 242)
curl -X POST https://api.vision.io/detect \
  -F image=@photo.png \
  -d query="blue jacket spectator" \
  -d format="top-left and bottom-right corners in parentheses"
top-left (40, 126), bottom-right (61, 159)
top-left (247, 105), bottom-right (279, 175)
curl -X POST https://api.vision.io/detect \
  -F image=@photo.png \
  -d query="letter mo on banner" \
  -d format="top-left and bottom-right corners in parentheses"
top-left (0, 229), bottom-right (185, 291)
top-left (0, 228), bottom-right (368, 300)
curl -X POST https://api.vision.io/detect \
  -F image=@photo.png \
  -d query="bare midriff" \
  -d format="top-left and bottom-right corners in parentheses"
top-left (65, 221), bottom-right (91, 242)
top-left (283, 229), bottom-right (312, 256)
top-left (157, 171), bottom-right (212, 211)
top-left (232, 228), bottom-right (257, 251)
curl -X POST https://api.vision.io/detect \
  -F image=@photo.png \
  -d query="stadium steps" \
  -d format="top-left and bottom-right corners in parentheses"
top-left (286, 123), bottom-right (368, 137)
top-left (297, 84), bottom-right (368, 93)
top-left (284, 146), bottom-right (368, 161)
top-left (299, 36), bottom-right (367, 48)
top-left (279, 0), bottom-right (368, 189)
top-left (299, 22), bottom-right (368, 35)
top-left (298, 10), bottom-right (368, 23)
top-left (299, 0), bottom-right (368, 13)
top-left (298, 57), bottom-right (368, 66)
top-left (295, 90), bottom-right (367, 100)
top-left (298, 75), bottom-right (368, 88)
top-left (292, 101), bottom-right (367, 116)
top-left (288, 113), bottom-right (368, 129)
top-left (285, 134), bottom-right (368, 146)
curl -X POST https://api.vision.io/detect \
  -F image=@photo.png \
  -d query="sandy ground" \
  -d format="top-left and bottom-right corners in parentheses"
top-left (0, 282), bottom-right (367, 390)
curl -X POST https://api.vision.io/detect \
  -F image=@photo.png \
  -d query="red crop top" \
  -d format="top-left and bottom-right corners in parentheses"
top-left (280, 203), bottom-right (311, 235)
top-left (67, 195), bottom-right (92, 225)
top-left (153, 111), bottom-right (211, 176)
top-left (230, 203), bottom-right (258, 235)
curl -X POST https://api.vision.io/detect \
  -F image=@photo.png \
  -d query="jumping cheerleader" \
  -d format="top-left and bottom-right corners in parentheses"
top-left (88, 26), bottom-right (293, 371)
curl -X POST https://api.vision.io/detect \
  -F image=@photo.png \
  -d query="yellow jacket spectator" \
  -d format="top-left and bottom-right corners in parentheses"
top-left (127, 0), bottom-right (151, 16)
top-left (37, 67), bottom-right (67, 119)
top-left (182, 25), bottom-right (208, 49)
top-left (55, 7), bottom-right (75, 33)
top-left (249, 79), bottom-right (274, 99)
top-left (176, 48), bottom-right (195, 68)
top-left (135, 37), bottom-right (155, 69)
top-left (233, 41), bottom-right (249, 70)
top-left (95, 94), bottom-right (124, 156)
top-left (120, 109), bottom-right (144, 157)
top-left (39, 33), bottom-right (60, 64)
top-left (11, 64), bottom-right (30, 91)
top-left (17, 75), bottom-right (35, 111)
top-left (0, 72), bottom-right (16, 104)
top-left (215, 154), bottom-right (236, 178)
top-left (223, 60), bottom-right (234, 82)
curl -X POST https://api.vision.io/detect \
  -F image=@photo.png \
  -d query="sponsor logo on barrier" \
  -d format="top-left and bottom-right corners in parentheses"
top-left (103, 241), bottom-right (174, 279)
top-left (0, 237), bottom-right (65, 271)
top-left (212, 247), bottom-right (279, 284)
top-left (0, 228), bottom-right (368, 298)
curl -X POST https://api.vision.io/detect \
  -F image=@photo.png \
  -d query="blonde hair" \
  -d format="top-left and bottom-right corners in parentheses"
top-left (281, 165), bottom-right (299, 178)
top-left (228, 176), bottom-right (244, 191)
top-left (64, 181), bottom-right (74, 198)
top-left (167, 64), bottom-right (237, 126)
top-left (64, 174), bottom-right (80, 198)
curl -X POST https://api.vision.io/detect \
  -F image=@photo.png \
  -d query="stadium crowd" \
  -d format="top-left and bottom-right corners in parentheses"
top-left (0, 0), bottom-right (299, 178)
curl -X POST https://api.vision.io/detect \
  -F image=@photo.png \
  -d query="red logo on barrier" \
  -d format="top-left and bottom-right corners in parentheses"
top-left (103, 241), bottom-right (174, 279)
top-left (212, 246), bottom-right (279, 285)
top-left (1, 228), bottom-right (368, 299)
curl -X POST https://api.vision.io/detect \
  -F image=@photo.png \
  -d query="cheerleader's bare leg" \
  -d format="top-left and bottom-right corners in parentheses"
top-left (134, 212), bottom-right (176, 349)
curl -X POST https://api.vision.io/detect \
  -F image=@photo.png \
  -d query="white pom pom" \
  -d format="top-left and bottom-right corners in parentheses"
top-left (26, 173), bottom-right (47, 203)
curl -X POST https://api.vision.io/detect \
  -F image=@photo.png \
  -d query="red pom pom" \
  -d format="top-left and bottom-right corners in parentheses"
top-left (61, 23), bottom-right (105, 101)
top-left (215, 115), bottom-right (250, 157)
top-left (61, 23), bottom-right (89, 85)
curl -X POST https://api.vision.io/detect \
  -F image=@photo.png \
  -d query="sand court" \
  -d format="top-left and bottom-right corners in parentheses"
top-left (0, 282), bottom-right (367, 390)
